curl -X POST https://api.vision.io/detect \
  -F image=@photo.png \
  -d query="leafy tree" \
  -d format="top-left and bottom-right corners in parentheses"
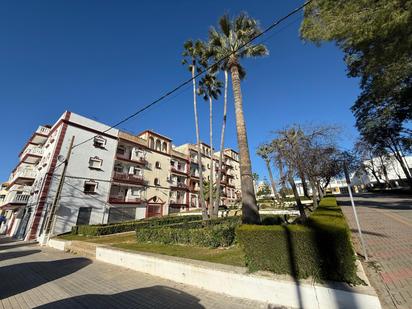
top-left (301, 0), bottom-right (412, 187)
top-left (182, 40), bottom-right (208, 220)
top-left (198, 73), bottom-right (223, 217)
top-left (208, 13), bottom-right (268, 224)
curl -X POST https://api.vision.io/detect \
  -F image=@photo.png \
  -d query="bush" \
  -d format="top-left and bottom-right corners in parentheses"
top-left (136, 219), bottom-right (239, 248)
top-left (72, 215), bottom-right (201, 236)
top-left (236, 197), bottom-right (360, 284)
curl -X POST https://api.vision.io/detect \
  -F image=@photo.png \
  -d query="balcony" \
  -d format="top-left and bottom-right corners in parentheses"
top-left (116, 154), bottom-right (148, 166)
top-left (9, 168), bottom-right (37, 186)
top-left (109, 196), bottom-right (144, 204)
top-left (112, 172), bottom-right (146, 185)
top-left (9, 194), bottom-right (30, 204)
top-left (170, 182), bottom-right (189, 191)
top-left (32, 126), bottom-right (50, 144)
top-left (21, 147), bottom-right (43, 164)
top-left (171, 167), bottom-right (187, 175)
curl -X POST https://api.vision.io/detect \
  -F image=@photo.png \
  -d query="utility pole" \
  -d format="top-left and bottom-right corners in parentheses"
top-left (43, 136), bottom-right (75, 241)
top-left (343, 161), bottom-right (369, 261)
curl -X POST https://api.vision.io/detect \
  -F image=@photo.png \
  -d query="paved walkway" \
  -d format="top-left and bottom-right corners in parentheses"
top-left (338, 193), bottom-right (412, 309)
top-left (0, 237), bottom-right (271, 309)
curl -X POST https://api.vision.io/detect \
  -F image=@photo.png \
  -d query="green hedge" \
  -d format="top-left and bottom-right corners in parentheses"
top-left (135, 216), bottom-right (241, 248)
top-left (72, 215), bottom-right (202, 236)
top-left (236, 197), bottom-right (360, 284)
top-left (134, 215), bottom-right (285, 248)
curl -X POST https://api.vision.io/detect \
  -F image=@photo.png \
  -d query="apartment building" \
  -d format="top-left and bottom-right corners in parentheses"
top-left (0, 111), bottom-right (242, 241)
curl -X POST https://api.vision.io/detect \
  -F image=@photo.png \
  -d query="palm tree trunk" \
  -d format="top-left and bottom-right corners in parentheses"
top-left (191, 65), bottom-right (207, 220)
top-left (214, 70), bottom-right (228, 217)
top-left (209, 96), bottom-right (214, 217)
top-left (289, 175), bottom-right (306, 220)
top-left (265, 159), bottom-right (277, 197)
top-left (230, 63), bottom-right (260, 224)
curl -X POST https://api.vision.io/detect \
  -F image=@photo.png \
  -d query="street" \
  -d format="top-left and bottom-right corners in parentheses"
top-left (338, 193), bottom-right (412, 309)
top-left (0, 237), bottom-right (269, 309)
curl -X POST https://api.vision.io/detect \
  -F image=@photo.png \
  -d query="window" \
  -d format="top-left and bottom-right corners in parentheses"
top-left (133, 167), bottom-right (142, 176)
top-left (149, 137), bottom-right (155, 149)
top-left (207, 163), bottom-right (210, 169)
top-left (155, 140), bottom-right (161, 151)
top-left (117, 145), bottom-right (125, 155)
top-left (84, 181), bottom-right (98, 194)
top-left (155, 161), bottom-right (161, 169)
top-left (114, 163), bottom-right (123, 173)
top-left (131, 188), bottom-right (141, 197)
top-left (89, 156), bottom-right (103, 169)
top-left (93, 136), bottom-right (106, 148)
top-left (162, 142), bottom-right (168, 152)
top-left (154, 178), bottom-right (160, 186)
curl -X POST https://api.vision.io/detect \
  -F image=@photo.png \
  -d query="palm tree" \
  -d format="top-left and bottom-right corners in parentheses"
top-left (198, 73), bottom-right (223, 217)
top-left (208, 28), bottom-right (246, 218)
top-left (257, 143), bottom-right (277, 198)
top-left (182, 40), bottom-right (208, 220)
top-left (209, 13), bottom-right (268, 224)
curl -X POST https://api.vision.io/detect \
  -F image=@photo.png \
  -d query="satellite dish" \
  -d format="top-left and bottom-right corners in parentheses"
top-left (57, 155), bottom-right (66, 162)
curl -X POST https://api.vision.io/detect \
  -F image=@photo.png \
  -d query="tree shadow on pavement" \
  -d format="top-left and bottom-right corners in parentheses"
top-left (338, 197), bottom-right (412, 210)
top-left (0, 249), bottom-right (41, 261)
top-left (0, 257), bottom-right (92, 299)
top-left (34, 285), bottom-right (205, 309)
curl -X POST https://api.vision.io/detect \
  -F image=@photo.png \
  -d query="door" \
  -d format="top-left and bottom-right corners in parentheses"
top-left (76, 207), bottom-right (92, 225)
top-left (146, 204), bottom-right (162, 218)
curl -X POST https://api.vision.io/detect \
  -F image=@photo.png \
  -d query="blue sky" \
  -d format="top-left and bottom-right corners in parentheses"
top-left (0, 0), bottom-right (360, 182)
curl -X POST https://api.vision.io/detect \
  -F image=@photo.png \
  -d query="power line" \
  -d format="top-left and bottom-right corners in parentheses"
top-left (68, 1), bottom-right (312, 151)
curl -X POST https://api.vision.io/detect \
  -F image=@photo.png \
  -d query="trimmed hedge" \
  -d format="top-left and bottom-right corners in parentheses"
top-left (135, 216), bottom-right (241, 248)
top-left (72, 215), bottom-right (201, 237)
top-left (135, 215), bottom-right (285, 248)
top-left (236, 197), bottom-right (361, 284)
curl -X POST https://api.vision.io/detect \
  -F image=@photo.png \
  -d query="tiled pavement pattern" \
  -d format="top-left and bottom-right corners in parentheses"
top-left (0, 237), bottom-right (273, 309)
top-left (338, 193), bottom-right (412, 309)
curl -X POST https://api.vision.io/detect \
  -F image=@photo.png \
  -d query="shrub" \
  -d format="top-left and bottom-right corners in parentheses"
top-left (72, 215), bottom-right (201, 236)
top-left (136, 220), bottom-right (238, 248)
top-left (236, 197), bottom-right (360, 284)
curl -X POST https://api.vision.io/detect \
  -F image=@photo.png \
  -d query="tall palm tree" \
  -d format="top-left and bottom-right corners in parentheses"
top-left (209, 13), bottom-right (268, 224)
top-left (208, 28), bottom-right (246, 217)
top-left (182, 39), bottom-right (208, 220)
top-left (256, 143), bottom-right (277, 198)
top-left (198, 73), bottom-right (223, 217)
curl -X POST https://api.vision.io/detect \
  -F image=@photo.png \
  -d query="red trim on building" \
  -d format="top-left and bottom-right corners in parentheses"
top-left (27, 112), bottom-right (71, 240)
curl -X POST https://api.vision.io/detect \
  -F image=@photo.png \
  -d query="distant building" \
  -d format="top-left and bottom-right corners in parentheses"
top-left (0, 111), bottom-right (242, 241)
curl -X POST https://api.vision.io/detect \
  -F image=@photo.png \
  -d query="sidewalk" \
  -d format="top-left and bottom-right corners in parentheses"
top-left (0, 237), bottom-right (270, 309)
top-left (338, 194), bottom-right (412, 309)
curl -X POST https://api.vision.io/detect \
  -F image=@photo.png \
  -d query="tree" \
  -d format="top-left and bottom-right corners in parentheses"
top-left (208, 26), bottom-right (246, 217)
top-left (197, 73), bottom-right (223, 217)
top-left (301, 0), bottom-right (412, 188)
top-left (182, 40), bottom-right (208, 220)
top-left (209, 13), bottom-right (268, 224)
top-left (256, 143), bottom-right (277, 197)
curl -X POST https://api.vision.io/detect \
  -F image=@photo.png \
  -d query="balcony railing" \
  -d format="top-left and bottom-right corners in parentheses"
top-left (22, 147), bottom-right (44, 160)
top-left (112, 172), bottom-right (145, 185)
top-left (170, 183), bottom-right (189, 190)
top-left (171, 167), bottom-right (187, 174)
top-left (36, 126), bottom-right (50, 135)
top-left (9, 169), bottom-right (37, 183)
top-left (9, 194), bottom-right (30, 204)
top-left (116, 154), bottom-right (148, 166)
top-left (109, 196), bottom-right (144, 204)
top-left (169, 199), bottom-right (186, 206)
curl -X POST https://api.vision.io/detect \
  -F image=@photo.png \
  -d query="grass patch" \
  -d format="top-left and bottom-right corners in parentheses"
top-left (113, 242), bottom-right (245, 267)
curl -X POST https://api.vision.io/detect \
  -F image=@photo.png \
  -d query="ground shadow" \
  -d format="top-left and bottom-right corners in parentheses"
top-left (0, 249), bottom-right (41, 261)
top-left (0, 241), bottom-right (37, 251)
top-left (338, 194), bottom-right (412, 210)
top-left (34, 285), bottom-right (205, 309)
top-left (349, 229), bottom-right (388, 237)
top-left (0, 257), bottom-right (92, 299)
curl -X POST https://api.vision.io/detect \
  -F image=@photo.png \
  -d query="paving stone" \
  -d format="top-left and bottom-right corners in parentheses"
top-left (0, 237), bottom-right (271, 309)
top-left (338, 193), bottom-right (412, 309)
